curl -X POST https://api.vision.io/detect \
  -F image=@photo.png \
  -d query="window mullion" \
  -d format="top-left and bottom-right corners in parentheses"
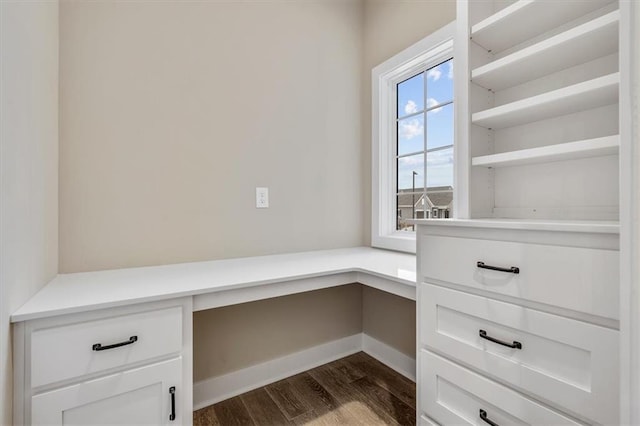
top-left (423, 69), bottom-right (428, 219)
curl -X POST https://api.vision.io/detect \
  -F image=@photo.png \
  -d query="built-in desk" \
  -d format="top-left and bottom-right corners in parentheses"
top-left (11, 247), bottom-right (416, 425)
top-left (12, 247), bottom-right (416, 321)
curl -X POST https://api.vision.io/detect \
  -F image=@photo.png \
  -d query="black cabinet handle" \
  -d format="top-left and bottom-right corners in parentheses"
top-left (92, 335), bottom-right (138, 351)
top-left (477, 261), bottom-right (519, 274)
top-left (479, 329), bottom-right (522, 349)
top-left (479, 409), bottom-right (499, 426)
top-left (169, 386), bottom-right (176, 421)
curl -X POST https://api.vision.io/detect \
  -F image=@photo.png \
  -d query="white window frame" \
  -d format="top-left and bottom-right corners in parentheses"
top-left (372, 21), bottom-right (455, 253)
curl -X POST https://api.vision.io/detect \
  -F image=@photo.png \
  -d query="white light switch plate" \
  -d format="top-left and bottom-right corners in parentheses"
top-left (256, 187), bottom-right (269, 208)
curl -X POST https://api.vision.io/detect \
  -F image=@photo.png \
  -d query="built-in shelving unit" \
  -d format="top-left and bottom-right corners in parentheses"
top-left (420, 1), bottom-right (633, 424)
top-left (457, 0), bottom-right (621, 222)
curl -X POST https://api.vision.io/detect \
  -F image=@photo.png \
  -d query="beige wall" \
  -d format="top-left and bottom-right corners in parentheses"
top-left (194, 285), bottom-right (362, 381)
top-left (361, 0), bottom-right (456, 244)
top-left (362, 286), bottom-right (416, 357)
top-left (59, 0), bottom-right (364, 273)
top-left (0, 1), bottom-right (59, 423)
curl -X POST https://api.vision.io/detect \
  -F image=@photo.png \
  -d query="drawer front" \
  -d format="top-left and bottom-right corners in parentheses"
top-left (419, 234), bottom-right (619, 319)
top-left (31, 307), bottom-right (182, 388)
top-left (420, 284), bottom-right (618, 424)
top-left (420, 350), bottom-right (582, 426)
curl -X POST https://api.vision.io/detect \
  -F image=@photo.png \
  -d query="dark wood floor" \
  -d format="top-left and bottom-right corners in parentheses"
top-left (193, 352), bottom-right (416, 426)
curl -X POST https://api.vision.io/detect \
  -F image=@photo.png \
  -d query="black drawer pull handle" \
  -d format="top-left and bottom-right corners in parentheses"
top-left (169, 386), bottom-right (176, 421)
top-left (479, 329), bottom-right (522, 349)
top-left (480, 409), bottom-right (499, 426)
top-left (477, 261), bottom-right (519, 274)
top-left (92, 335), bottom-right (138, 351)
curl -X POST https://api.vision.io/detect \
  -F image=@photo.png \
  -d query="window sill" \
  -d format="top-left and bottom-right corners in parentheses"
top-left (372, 232), bottom-right (417, 254)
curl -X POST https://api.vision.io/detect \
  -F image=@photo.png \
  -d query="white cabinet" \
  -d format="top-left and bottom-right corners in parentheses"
top-left (32, 358), bottom-right (181, 425)
top-left (13, 298), bottom-right (193, 426)
top-left (416, 222), bottom-right (620, 425)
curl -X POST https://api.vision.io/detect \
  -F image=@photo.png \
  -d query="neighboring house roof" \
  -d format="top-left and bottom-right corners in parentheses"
top-left (397, 186), bottom-right (453, 209)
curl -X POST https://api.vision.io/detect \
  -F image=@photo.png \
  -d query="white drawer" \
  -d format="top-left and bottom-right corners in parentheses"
top-left (420, 350), bottom-right (582, 426)
top-left (420, 284), bottom-right (618, 424)
top-left (419, 234), bottom-right (619, 319)
top-left (31, 306), bottom-right (182, 388)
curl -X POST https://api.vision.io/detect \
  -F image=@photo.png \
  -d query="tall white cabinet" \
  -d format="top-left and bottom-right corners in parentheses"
top-left (416, 0), bottom-right (631, 424)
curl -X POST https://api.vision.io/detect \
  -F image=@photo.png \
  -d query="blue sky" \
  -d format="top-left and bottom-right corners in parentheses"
top-left (397, 59), bottom-right (454, 191)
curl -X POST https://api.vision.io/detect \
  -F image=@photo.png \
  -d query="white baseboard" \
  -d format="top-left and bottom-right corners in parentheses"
top-left (362, 334), bottom-right (416, 382)
top-left (193, 334), bottom-right (362, 410)
top-left (193, 332), bottom-right (416, 410)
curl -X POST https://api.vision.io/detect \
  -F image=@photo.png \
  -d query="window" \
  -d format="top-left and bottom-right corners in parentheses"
top-left (372, 22), bottom-right (455, 253)
top-left (396, 58), bottom-right (454, 231)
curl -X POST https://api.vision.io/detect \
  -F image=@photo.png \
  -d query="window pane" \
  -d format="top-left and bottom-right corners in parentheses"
top-left (397, 154), bottom-right (425, 191)
top-left (396, 190), bottom-right (424, 231)
top-left (426, 103), bottom-right (453, 150)
top-left (397, 115), bottom-right (424, 156)
top-left (426, 59), bottom-right (453, 106)
top-left (397, 73), bottom-right (424, 118)
top-left (426, 146), bottom-right (454, 189)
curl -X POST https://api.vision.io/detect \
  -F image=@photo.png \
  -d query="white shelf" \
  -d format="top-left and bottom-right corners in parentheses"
top-left (472, 10), bottom-right (619, 91)
top-left (471, 135), bottom-right (619, 168)
top-left (471, 0), bottom-right (614, 53)
top-left (472, 73), bottom-right (619, 129)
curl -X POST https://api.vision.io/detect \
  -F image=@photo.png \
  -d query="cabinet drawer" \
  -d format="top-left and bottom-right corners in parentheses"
top-left (31, 307), bottom-right (182, 388)
top-left (420, 284), bottom-right (618, 424)
top-left (419, 234), bottom-right (619, 319)
top-left (420, 350), bottom-right (582, 426)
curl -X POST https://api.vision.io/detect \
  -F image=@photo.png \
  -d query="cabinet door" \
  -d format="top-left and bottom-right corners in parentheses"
top-left (32, 358), bottom-right (182, 425)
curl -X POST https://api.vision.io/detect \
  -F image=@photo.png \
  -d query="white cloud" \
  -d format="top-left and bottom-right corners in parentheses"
top-left (398, 118), bottom-right (423, 140)
top-left (427, 97), bottom-right (442, 113)
top-left (427, 66), bottom-right (442, 81)
top-left (404, 100), bottom-right (418, 115)
top-left (448, 61), bottom-right (454, 79)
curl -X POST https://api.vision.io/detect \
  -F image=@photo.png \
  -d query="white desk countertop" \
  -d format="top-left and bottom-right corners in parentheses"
top-left (11, 247), bottom-right (416, 322)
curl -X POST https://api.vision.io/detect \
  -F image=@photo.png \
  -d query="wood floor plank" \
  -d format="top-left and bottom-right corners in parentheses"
top-left (241, 387), bottom-right (292, 425)
top-left (326, 356), bottom-right (367, 383)
top-left (308, 363), bottom-right (397, 425)
top-left (291, 409), bottom-right (326, 426)
top-left (287, 372), bottom-right (348, 425)
top-left (265, 378), bottom-right (312, 420)
top-left (193, 405), bottom-right (222, 426)
top-left (351, 376), bottom-right (415, 426)
top-left (347, 352), bottom-right (416, 409)
top-left (213, 396), bottom-right (255, 426)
